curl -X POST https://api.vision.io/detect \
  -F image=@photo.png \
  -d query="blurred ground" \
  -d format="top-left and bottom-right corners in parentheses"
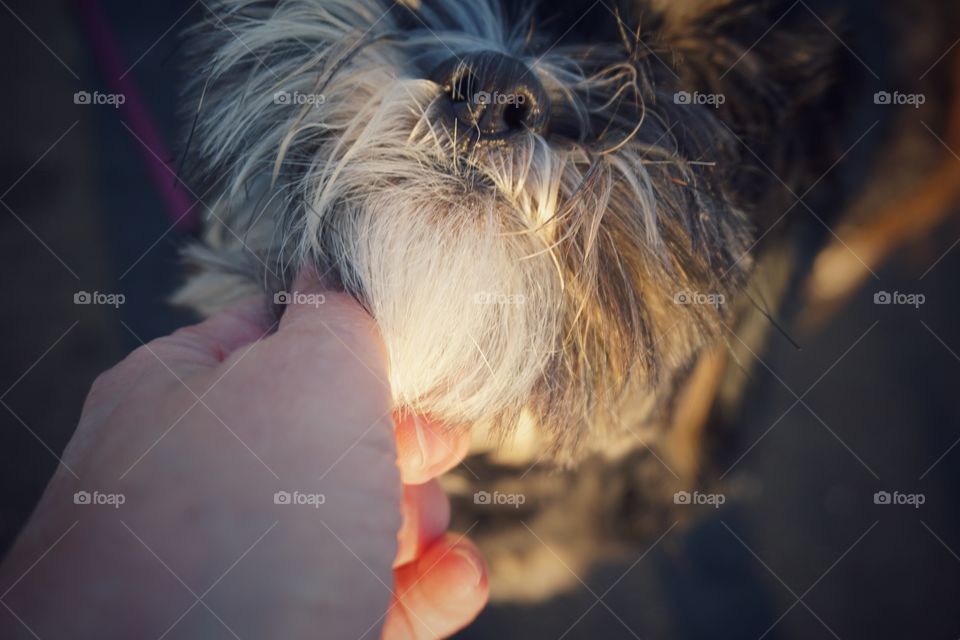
top-left (0, 1), bottom-right (958, 638)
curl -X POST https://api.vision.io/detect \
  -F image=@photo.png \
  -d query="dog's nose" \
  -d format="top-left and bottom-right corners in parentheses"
top-left (431, 52), bottom-right (549, 141)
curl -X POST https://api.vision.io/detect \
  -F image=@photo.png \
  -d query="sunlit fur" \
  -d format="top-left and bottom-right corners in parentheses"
top-left (173, 0), bottom-right (821, 462)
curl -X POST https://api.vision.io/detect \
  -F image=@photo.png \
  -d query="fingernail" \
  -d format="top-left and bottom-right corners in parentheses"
top-left (291, 265), bottom-right (321, 293)
top-left (450, 547), bottom-right (483, 590)
top-left (414, 415), bottom-right (455, 472)
top-left (413, 415), bottom-right (430, 469)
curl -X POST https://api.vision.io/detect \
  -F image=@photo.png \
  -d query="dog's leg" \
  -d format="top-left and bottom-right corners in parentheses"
top-left (802, 50), bottom-right (960, 331)
top-left (662, 346), bottom-right (729, 482)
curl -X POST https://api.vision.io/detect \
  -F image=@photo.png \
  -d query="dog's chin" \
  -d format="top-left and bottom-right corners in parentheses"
top-left (292, 79), bottom-right (581, 447)
top-left (320, 182), bottom-right (563, 438)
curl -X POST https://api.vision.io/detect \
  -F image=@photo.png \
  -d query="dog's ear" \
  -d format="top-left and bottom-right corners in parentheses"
top-left (649, 0), bottom-right (846, 213)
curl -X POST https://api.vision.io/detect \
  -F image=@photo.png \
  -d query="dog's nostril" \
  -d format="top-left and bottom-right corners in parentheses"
top-left (431, 52), bottom-right (549, 141)
top-left (502, 100), bottom-right (530, 131)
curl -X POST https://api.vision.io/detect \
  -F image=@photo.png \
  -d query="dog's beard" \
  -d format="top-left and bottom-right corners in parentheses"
top-left (182, 0), bottom-right (759, 460)
top-left (326, 187), bottom-right (560, 431)
top-left (299, 77), bottom-right (564, 443)
top-left (313, 80), bottom-right (561, 429)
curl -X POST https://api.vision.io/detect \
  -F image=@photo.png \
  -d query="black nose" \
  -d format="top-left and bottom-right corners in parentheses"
top-left (431, 52), bottom-right (549, 141)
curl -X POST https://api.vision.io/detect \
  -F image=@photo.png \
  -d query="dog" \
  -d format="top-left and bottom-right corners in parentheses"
top-left (174, 0), bottom-right (848, 600)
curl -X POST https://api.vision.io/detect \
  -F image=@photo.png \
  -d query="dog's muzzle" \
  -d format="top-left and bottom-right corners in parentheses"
top-left (431, 51), bottom-right (549, 142)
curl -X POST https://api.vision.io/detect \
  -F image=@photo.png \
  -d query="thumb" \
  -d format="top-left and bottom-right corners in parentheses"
top-left (276, 267), bottom-right (336, 330)
top-left (274, 268), bottom-right (388, 380)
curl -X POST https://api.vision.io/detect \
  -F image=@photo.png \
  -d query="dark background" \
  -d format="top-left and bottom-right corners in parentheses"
top-left (1, 1), bottom-right (959, 638)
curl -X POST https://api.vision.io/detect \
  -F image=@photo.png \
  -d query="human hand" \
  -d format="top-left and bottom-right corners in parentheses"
top-left (0, 273), bottom-right (487, 639)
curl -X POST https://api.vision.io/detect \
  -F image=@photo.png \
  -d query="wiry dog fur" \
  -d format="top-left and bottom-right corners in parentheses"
top-left (176, 0), bottom-right (838, 468)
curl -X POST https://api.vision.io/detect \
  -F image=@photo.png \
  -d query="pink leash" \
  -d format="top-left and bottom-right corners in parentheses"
top-left (74, 0), bottom-right (199, 232)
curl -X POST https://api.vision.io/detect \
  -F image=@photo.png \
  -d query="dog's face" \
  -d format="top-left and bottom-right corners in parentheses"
top-left (185, 0), bottom-right (832, 459)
